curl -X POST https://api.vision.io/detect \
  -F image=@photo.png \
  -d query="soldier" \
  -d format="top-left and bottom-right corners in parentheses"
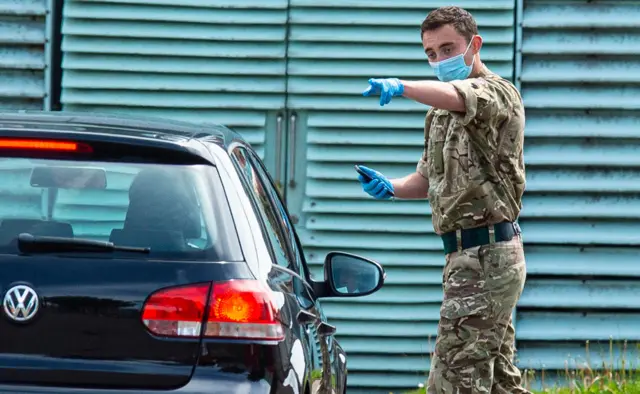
top-left (356, 6), bottom-right (531, 394)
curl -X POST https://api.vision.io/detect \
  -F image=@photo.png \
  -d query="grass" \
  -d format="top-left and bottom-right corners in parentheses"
top-left (398, 339), bottom-right (640, 394)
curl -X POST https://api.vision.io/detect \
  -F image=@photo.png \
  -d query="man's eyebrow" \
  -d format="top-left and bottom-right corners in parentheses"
top-left (425, 41), bottom-right (455, 53)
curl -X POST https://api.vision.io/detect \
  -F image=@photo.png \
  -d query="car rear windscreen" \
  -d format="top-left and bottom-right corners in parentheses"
top-left (0, 158), bottom-right (243, 261)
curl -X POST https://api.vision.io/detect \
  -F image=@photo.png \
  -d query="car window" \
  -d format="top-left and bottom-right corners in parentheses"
top-left (231, 147), bottom-right (294, 270)
top-left (0, 157), bottom-right (243, 261)
top-left (245, 151), bottom-right (311, 278)
top-left (244, 152), bottom-right (317, 308)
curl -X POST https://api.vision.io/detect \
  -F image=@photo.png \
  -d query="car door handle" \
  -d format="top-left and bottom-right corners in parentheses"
top-left (296, 309), bottom-right (317, 325)
top-left (274, 113), bottom-right (284, 188)
top-left (317, 321), bottom-right (336, 337)
top-left (288, 112), bottom-right (297, 188)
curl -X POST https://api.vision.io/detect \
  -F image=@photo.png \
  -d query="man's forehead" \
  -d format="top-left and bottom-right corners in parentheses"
top-left (422, 25), bottom-right (464, 50)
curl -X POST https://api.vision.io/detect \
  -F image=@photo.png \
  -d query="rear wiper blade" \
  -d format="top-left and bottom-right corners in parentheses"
top-left (17, 233), bottom-right (150, 254)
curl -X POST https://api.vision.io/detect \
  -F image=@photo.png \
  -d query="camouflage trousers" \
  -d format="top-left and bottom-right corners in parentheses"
top-left (427, 236), bottom-right (531, 394)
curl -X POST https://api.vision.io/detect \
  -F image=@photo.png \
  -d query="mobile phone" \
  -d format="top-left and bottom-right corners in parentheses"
top-left (354, 165), bottom-right (373, 182)
top-left (355, 165), bottom-right (394, 197)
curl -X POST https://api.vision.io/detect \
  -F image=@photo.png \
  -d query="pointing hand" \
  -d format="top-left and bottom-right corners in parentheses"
top-left (362, 78), bottom-right (404, 107)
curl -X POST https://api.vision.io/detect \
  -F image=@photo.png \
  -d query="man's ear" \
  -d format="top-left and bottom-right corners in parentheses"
top-left (472, 35), bottom-right (483, 54)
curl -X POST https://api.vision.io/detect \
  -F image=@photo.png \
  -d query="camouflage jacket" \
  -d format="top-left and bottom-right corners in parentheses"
top-left (416, 65), bottom-right (526, 235)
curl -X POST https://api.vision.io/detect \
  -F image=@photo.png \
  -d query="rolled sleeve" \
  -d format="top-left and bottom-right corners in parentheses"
top-left (417, 154), bottom-right (429, 179)
top-left (450, 78), bottom-right (497, 126)
top-left (416, 110), bottom-right (434, 179)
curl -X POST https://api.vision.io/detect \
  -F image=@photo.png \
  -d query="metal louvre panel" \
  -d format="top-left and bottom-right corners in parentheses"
top-left (0, 0), bottom-right (49, 110)
top-left (60, 0), bottom-right (288, 160)
top-left (285, 1), bottom-right (515, 392)
top-left (516, 0), bottom-right (640, 390)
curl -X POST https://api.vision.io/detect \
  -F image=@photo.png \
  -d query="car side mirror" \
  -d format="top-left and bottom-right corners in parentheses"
top-left (323, 252), bottom-right (385, 297)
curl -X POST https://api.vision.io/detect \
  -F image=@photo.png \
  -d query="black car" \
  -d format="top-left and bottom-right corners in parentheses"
top-left (0, 112), bottom-right (385, 394)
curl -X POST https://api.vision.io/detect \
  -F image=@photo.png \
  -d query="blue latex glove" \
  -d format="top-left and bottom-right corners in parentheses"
top-left (362, 78), bottom-right (405, 107)
top-left (356, 165), bottom-right (394, 200)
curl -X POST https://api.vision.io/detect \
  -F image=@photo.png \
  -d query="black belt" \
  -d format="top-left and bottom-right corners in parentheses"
top-left (441, 221), bottom-right (521, 255)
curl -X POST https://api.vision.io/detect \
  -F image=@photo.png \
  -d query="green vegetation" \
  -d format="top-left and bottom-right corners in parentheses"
top-left (398, 340), bottom-right (640, 394)
top-left (401, 380), bottom-right (640, 394)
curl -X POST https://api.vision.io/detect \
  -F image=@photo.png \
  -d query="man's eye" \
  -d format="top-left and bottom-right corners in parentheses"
top-left (443, 47), bottom-right (451, 54)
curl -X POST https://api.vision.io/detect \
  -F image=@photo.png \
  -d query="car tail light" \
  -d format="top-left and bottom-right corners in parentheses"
top-left (0, 138), bottom-right (93, 152)
top-left (141, 283), bottom-right (210, 337)
top-left (141, 280), bottom-right (284, 341)
top-left (204, 280), bottom-right (284, 340)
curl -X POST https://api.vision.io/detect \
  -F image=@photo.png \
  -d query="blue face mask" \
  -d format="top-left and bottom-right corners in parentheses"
top-left (429, 38), bottom-right (475, 82)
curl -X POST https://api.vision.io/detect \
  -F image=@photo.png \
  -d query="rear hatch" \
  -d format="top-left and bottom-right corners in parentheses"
top-left (0, 134), bottom-right (253, 389)
top-left (0, 256), bottom-right (250, 389)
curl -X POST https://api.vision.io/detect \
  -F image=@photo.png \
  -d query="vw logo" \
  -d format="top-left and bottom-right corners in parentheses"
top-left (3, 285), bottom-right (40, 322)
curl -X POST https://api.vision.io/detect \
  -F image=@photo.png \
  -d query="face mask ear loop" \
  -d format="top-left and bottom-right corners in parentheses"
top-left (464, 36), bottom-right (475, 54)
top-left (463, 36), bottom-right (477, 68)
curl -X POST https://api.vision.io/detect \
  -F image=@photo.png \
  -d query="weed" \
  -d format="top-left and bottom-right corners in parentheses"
top-left (397, 339), bottom-right (640, 394)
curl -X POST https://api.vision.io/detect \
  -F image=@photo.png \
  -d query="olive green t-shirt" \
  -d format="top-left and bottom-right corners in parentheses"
top-left (416, 66), bottom-right (526, 235)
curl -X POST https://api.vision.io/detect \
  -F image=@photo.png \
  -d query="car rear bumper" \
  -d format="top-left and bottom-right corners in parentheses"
top-left (0, 373), bottom-right (277, 394)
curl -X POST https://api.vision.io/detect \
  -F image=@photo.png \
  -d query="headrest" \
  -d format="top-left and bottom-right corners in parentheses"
top-left (125, 169), bottom-right (201, 238)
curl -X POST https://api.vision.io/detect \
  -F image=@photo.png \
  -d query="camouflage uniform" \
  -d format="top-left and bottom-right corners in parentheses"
top-left (417, 65), bottom-right (531, 393)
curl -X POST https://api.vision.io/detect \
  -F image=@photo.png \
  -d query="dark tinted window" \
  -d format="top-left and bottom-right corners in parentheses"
top-left (232, 147), bottom-right (292, 269)
top-left (245, 152), bottom-right (308, 276)
top-left (0, 158), bottom-right (242, 261)
top-left (243, 151), bottom-right (316, 306)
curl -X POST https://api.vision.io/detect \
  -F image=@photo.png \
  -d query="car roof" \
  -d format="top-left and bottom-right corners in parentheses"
top-left (0, 111), bottom-right (248, 154)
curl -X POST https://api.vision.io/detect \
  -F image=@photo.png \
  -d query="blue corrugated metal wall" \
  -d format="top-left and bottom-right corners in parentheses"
top-left (59, 0), bottom-right (287, 167)
top-left (283, 1), bottom-right (516, 393)
top-left (0, 0), bottom-right (51, 110)
top-left (515, 0), bottom-right (640, 389)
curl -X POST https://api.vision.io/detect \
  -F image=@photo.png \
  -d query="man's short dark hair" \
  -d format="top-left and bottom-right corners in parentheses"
top-left (420, 6), bottom-right (478, 42)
